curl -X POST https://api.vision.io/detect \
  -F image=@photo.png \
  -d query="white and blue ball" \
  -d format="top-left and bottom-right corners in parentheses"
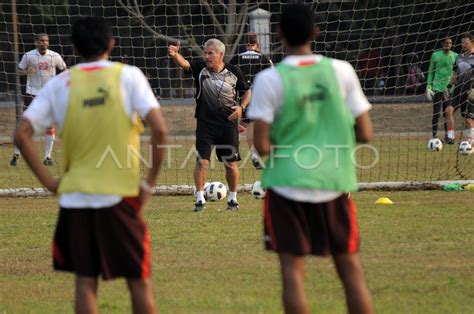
top-left (205, 182), bottom-right (227, 201)
top-left (251, 181), bottom-right (266, 199)
top-left (427, 138), bottom-right (443, 152)
top-left (459, 141), bottom-right (472, 155)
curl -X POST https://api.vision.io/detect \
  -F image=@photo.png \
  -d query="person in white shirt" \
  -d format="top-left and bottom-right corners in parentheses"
top-left (10, 33), bottom-right (67, 166)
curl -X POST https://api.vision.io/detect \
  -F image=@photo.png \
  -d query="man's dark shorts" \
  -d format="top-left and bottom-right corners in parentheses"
top-left (241, 109), bottom-right (253, 124)
top-left (53, 197), bottom-right (151, 280)
top-left (263, 190), bottom-right (360, 256)
top-left (433, 92), bottom-right (453, 110)
top-left (195, 119), bottom-right (241, 162)
top-left (23, 94), bottom-right (34, 110)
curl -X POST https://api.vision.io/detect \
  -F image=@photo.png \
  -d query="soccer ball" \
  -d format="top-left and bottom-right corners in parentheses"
top-left (205, 182), bottom-right (227, 201)
top-left (427, 138), bottom-right (443, 152)
top-left (251, 181), bottom-right (266, 199)
top-left (459, 141), bottom-right (472, 155)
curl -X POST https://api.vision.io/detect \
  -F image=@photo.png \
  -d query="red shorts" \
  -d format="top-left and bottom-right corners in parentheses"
top-left (263, 190), bottom-right (360, 256)
top-left (52, 197), bottom-right (151, 280)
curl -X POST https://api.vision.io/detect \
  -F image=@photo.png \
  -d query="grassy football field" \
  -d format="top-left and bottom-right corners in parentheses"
top-left (1, 102), bottom-right (473, 191)
top-left (0, 135), bottom-right (473, 191)
top-left (0, 191), bottom-right (473, 313)
top-left (0, 103), bottom-right (472, 312)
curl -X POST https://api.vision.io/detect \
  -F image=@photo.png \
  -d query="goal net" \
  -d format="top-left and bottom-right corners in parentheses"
top-left (0, 0), bottom-right (473, 195)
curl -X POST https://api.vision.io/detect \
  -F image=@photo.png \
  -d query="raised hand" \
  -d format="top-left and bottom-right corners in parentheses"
top-left (168, 41), bottom-right (181, 57)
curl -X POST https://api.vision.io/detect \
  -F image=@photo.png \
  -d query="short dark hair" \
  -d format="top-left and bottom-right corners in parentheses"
top-left (35, 33), bottom-right (48, 41)
top-left (280, 4), bottom-right (315, 46)
top-left (71, 16), bottom-right (113, 59)
top-left (462, 32), bottom-right (473, 41)
top-left (246, 32), bottom-right (259, 45)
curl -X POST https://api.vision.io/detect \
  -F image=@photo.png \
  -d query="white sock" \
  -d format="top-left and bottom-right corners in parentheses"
top-left (447, 129), bottom-right (455, 139)
top-left (196, 191), bottom-right (206, 203)
top-left (228, 191), bottom-right (237, 202)
top-left (250, 146), bottom-right (260, 160)
top-left (44, 134), bottom-right (55, 159)
top-left (467, 128), bottom-right (474, 144)
top-left (14, 146), bottom-right (20, 156)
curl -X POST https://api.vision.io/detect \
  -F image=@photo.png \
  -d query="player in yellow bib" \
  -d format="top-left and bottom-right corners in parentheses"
top-left (15, 17), bottom-right (167, 313)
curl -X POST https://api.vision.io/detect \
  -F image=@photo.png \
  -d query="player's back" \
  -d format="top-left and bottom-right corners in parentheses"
top-left (230, 50), bottom-right (273, 84)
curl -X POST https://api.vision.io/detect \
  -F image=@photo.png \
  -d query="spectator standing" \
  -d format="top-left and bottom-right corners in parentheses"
top-left (357, 43), bottom-right (383, 95)
top-left (406, 53), bottom-right (425, 94)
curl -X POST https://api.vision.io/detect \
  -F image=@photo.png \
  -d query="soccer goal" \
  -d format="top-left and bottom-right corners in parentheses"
top-left (0, 1), bottom-right (472, 196)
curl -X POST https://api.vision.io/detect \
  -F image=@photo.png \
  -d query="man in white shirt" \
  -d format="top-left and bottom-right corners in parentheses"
top-left (10, 33), bottom-right (67, 166)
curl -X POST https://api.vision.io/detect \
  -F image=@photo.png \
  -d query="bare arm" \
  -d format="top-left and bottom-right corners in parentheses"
top-left (240, 89), bottom-right (252, 109)
top-left (139, 107), bottom-right (168, 207)
top-left (17, 67), bottom-right (35, 76)
top-left (168, 41), bottom-right (191, 71)
top-left (228, 89), bottom-right (252, 121)
top-left (14, 118), bottom-right (59, 193)
top-left (354, 111), bottom-right (373, 143)
top-left (17, 54), bottom-right (34, 75)
top-left (252, 120), bottom-right (271, 156)
top-left (450, 69), bottom-right (457, 86)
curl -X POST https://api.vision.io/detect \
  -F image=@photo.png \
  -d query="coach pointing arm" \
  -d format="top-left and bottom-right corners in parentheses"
top-left (168, 41), bottom-right (191, 71)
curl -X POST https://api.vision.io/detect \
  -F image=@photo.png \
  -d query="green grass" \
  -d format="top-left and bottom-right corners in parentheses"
top-left (0, 191), bottom-right (473, 313)
top-left (1, 136), bottom-right (473, 190)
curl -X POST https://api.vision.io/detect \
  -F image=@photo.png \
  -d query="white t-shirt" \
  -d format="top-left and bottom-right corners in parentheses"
top-left (18, 49), bottom-right (67, 95)
top-left (23, 60), bottom-right (160, 208)
top-left (247, 55), bottom-right (371, 203)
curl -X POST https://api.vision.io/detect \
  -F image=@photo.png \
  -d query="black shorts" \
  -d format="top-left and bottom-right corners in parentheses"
top-left (52, 197), bottom-right (151, 280)
top-left (23, 94), bottom-right (34, 110)
top-left (465, 102), bottom-right (474, 119)
top-left (195, 119), bottom-right (241, 162)
top-left (263, 190), bottom-right (360, 256)
top-left (452, 85), bottom-right (474, 119)
top-left (241, 109), bottom-right (253, 124)
top-left (433, 92), bottom-right (452, 110)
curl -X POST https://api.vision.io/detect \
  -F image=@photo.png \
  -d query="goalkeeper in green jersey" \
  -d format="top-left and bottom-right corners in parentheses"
top-left (426, 38), bottom-right (458, 143)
